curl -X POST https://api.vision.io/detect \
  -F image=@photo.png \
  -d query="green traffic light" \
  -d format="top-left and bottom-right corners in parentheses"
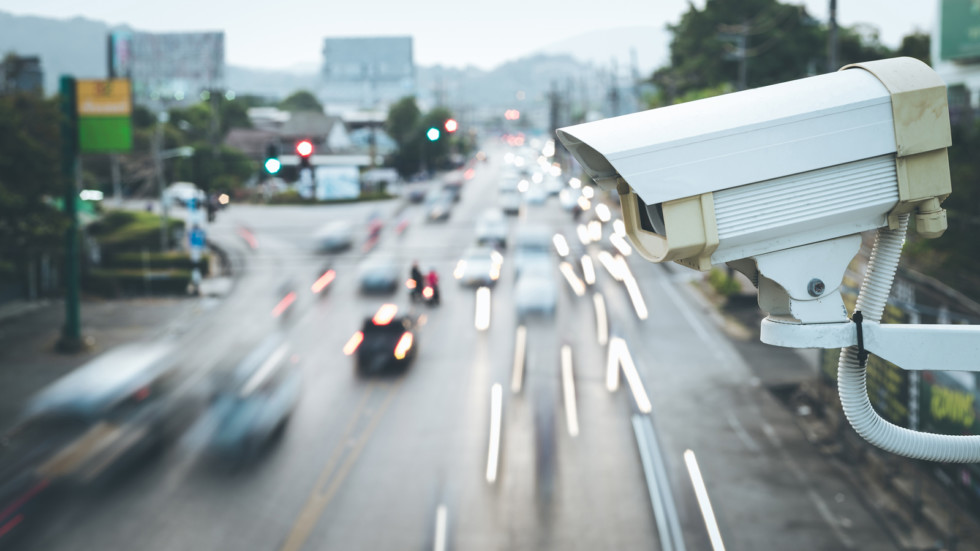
top-left (265, 158), bottom-right (282, 174)
top-left (426, 127), bottom-right (440, 142)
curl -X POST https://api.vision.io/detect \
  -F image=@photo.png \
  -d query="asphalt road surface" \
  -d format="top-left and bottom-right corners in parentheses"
top-left (14, 140), bottom-right (897, 551)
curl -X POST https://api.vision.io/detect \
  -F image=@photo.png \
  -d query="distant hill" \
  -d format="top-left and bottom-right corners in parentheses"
top-left (0, 11), bottom-right (109, 92)
top-left (0, 10), bottom-right (644, 118)
top-left (535, 26), bottom-right (671, 76)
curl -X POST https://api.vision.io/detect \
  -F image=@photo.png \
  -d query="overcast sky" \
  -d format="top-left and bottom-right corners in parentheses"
top-left (1, 0), bottom-right (936, 71)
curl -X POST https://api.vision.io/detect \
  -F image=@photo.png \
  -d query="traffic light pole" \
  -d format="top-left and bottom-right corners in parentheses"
top-left (57, 75), bottom-right (85, 353)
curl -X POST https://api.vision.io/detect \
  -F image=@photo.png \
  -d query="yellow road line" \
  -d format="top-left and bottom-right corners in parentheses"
top-left (279, 382), bottom-right (400, 551)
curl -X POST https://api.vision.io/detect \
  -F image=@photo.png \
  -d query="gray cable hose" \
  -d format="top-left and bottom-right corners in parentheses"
top-left (838, 213), bottom-right (980, 462)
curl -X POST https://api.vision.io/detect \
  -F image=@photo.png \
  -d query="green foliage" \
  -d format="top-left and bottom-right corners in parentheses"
top-left (708, 268), bottom-right (741, 297)
top-left (89, 210), bottom-right (184, 253)
top-left (170, 143), bottom-right (257, 192)
top-left (0, 92), bottom-right (66, 267)
top-left (652, 0), bottom-right (899, 102)
top-left (904, 120), bottom-right (980, 296)
top-left (106, 250), bottom-right (210, 276)
top-left (384, 97), bottom-right (459, 177)
top-left (898, 31), bottom-right (931, 65)
top-left (386, 97), bottom-right (422, 146)
top-left (279, 90), bottom-right (323, 112)
top-left (83, 268), bottom-right (192, 297)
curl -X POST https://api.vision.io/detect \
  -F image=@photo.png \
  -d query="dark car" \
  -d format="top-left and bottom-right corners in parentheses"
top-left (345, 304), bottom-right (418, 375)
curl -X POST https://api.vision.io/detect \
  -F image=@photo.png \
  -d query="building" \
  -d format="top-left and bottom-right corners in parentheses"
top-left (109, 29), bottom-right (224, 108)
top-left (932, 0), bottom-right (980, 124)
top-left (320, 37), bottom-right (416, 113)
top-left (0, 54), bottom-right (43, 95)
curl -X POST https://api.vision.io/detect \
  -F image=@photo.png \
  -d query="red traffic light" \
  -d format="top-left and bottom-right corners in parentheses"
top-left (296, 140), bottom-right (314, 157)
top-left (444, 119), bottom-right (458, 133)
top-left (505, 109), bottom-right (520, 121)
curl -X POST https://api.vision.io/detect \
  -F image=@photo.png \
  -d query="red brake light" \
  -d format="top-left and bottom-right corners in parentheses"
top-left (394, 332), bottom-right (413, 360)
top-left (344, 331), bottom-right (364, 355)
top-left (372, 304), bottom-right (398, 326)
top-left (311, 270), bottom-right (336, 293)
top-left (272, 292), bottom-right (297, 318)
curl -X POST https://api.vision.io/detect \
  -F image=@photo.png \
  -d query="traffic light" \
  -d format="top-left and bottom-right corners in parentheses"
top-left (444, 119), bottom-right (458, 133)
top-left (426, 127), bottom-right (440, 142)
top-left (296, 140), bottom-right (314, 170)
top-left (264, 143), bottom-right (281, 174)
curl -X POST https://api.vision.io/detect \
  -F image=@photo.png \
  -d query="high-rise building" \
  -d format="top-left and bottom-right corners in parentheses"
top-left (0, 54), bottom-right (43, 96)
top-left (109, 30), bottom-right (224, 108)
top-left (320, 37), bottom-right (415, 113)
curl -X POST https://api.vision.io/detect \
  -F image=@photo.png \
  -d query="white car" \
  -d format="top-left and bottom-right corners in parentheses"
top-left (313, 221), bottom-right (354, 252)
top-left (499, 190), bottom-right (522, 216)
top-left (475, 208), bottom-right (508, 248)
top-left (454, 247), bottom-right (504, 287)
top-left (515, 262), bottom-right (557, 319)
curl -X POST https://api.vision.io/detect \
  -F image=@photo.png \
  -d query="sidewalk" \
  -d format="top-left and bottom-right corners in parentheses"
top-left (0, 227), bottom-right (245, 433)
top-left (0, 296), bottom-right (205, 430)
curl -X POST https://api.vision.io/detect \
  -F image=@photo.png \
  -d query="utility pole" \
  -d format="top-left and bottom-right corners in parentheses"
top-left (828, 0), bottom-right (839, 72)
top-left (57, 75), bottom-right (83, 352)
top-left (155, 111), bottom-right (170, 251)
top-left (110, 154), bottom-right (122, 204)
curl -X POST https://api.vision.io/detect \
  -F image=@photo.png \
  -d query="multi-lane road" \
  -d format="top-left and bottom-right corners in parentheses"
top-left (16, 141), bottom-right (898, 550)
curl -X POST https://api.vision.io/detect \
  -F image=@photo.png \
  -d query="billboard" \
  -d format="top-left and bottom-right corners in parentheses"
top-left (76, 79), bottom-right (132, 153)
top-left (940, 0), bottom-right (980, 61)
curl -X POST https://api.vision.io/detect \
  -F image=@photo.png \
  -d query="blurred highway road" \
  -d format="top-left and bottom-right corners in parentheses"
top-left (13, 140), bottom-right (897, 551)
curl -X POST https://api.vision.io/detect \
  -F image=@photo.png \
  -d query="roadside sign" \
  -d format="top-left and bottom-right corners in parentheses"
top-left (190, 226), bottom-right (206, 249)
top-left (76, 79), bottom-right (133, 153)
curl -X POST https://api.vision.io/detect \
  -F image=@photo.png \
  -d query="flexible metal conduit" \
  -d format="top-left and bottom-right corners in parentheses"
top-left (838, 213), bottom-right (980, 462)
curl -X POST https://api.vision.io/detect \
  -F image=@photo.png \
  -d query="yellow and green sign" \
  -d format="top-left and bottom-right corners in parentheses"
top-left (76, 78), bottom-right (132, 153)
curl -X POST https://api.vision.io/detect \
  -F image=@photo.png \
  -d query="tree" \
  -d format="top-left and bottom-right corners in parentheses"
top-left (385, 96), bottom-right (421, 147)
top-left (651, 0), bottom-right (896, 103)
top-left (386, 97), bottom-right (422, 177)
top-left (279, 90), bottom-right (324, 112)
top-left (0, 92), bottom-right (66, 292)
top-left (898, 31), bottom-right (931, 66)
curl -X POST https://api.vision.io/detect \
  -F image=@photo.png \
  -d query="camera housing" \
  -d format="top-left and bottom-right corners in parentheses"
top-left (556, 57), bottom-right (951, 273)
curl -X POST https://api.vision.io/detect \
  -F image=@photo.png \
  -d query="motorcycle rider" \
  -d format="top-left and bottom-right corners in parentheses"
top-left (410, 261), bottom-right (425, 301)
top-left (426, 267), bottom-right (440, 305)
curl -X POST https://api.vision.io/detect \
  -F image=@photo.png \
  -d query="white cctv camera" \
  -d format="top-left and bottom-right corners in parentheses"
top-left (558, 57), bottom-right (951, 325)
top-left (559, 58), bottom-right (980, 463)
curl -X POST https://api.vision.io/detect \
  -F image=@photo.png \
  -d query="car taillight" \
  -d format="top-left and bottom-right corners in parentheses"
top-left (394, 332), bottom-right (414, 360)
top-left (311, 270), bottom-right (336, 294)
top-left (372, 304), bottom-right (398, 325)
top-left (343, 331), bottom-right (364, 356)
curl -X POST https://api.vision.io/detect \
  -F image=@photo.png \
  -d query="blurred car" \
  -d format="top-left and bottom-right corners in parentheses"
top-left (163, 181), bottom-right (205, 207)
top-left (499, 190), bottom-right (522, 216)
top-left (559, 188), bottom-right (582, 212)
top-left (525, 184), bottom-right (548, 206)
top-left (207, 334), bottom-right (301, 459)
top-left (313, 220), bottom-right (354, 253)
top-left (406, 184), bottom-right (429, 203)
top-left (359, 255), bottom-right (400, 294)
top-left (442, 179), bottom-right (463, 202)
top-left (544, 176), bottom-right (564, 196)
top-left (425, 190), bottom-right (454, 222)
top-left (475, 208), bottom-right (508, 248)
top-left (347, 304), bottom-right (418, 375)
top-left (513, 224), bottom-right (553, 278)
top-left (515, 262), bottom-right (557, 319)
top-left (454, 246), bottom-right (504, 287)
top-left (0, 341), bottom-right (200, 540)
